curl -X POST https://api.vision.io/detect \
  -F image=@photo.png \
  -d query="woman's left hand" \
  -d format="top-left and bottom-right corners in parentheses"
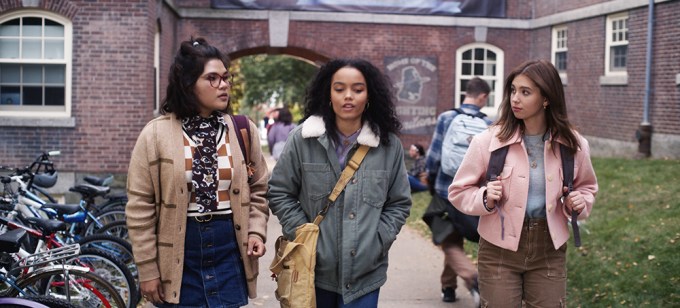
top-left (247, 237), bottom-right (266, 258)
top-left (563, 186), bottom-right (585, 215)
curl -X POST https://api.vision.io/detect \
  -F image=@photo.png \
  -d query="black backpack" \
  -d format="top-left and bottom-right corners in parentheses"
top-left (486, 144), bottom-right (581, 247)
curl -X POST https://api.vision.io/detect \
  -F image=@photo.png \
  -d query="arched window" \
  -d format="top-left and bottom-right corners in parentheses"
top-left (455, 43), bottom-right (504, 117)
top-left (0, 11), bottom-right (72, 118)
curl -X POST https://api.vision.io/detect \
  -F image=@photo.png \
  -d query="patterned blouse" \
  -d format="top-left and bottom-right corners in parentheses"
top-left (182, 124), bottom-right (234, 217)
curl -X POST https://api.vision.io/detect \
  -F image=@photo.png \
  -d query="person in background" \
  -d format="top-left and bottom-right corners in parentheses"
top-left (407, 143), bottom-right (428, 192)
top-left (126, 37), bottom-right (269, 307)
top-left (267, 107), bottom-right (296, 160)
top-left (449, 60), bottom-right (598, 306)
top-left (268, 58), bottom-right (411, 307)
top-left (425, 76), bottom-right (491, 304)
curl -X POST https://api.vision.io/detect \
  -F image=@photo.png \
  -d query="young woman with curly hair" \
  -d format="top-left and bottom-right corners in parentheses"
top-left (268, 58), bottom-right (411, 307)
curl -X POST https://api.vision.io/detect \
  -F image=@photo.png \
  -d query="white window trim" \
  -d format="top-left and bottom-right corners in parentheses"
top-left (604, 12), bottom-right (628, 77)
top-left (0, 10), bottom-right (73, 119)
top-left (154, 28), bottom-right (160, 114)
top-left (455, 43), bottom-right (504, 118)
top-left (551, 25), bottom-right (568, 85)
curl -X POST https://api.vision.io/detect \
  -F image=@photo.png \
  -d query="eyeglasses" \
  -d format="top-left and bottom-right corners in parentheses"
top-left (203, 73), bottom-right (233, 88)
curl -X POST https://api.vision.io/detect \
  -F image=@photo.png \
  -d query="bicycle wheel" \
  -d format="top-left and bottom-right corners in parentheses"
top-left (9, 266), bottom-right (126, 308)
top-left (0, 295), bottom-right (78, 308)
top-left (78, 234), bottom-right (137, 281)
top-left (66, 247), bottom-right (138, 308)
top-left (96, 220), bottom-right (129, 242)
top-left (82, 208), bottom-right (126, 237)
top-left (94, 198), bottom-right (127, 213)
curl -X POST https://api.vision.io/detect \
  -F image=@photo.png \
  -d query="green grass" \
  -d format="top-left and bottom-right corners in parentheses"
top-left (406, 157), bottom-right (680, 307)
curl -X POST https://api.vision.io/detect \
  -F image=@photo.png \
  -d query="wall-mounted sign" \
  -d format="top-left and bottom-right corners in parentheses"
top-left (385, 56), bottom-right (438, 135)
top-left (212, 0), bottom-right (505, 17)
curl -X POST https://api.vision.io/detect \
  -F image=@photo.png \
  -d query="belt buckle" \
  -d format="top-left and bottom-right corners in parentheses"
top-left (194, 214), bottom-right (212, 223)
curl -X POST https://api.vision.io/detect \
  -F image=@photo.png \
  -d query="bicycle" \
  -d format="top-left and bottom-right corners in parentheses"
top-left (0, 228), bottom-right (126, 307)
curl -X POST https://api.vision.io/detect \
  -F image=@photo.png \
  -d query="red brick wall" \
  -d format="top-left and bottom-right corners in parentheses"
top-left (0, 0), bottom-right (155, 172)
top-left (533, 0), bottom-right (612, 18)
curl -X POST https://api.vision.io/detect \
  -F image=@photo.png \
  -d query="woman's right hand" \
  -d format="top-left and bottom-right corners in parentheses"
top-left (140, 278), bottom-right (164, 304)
top-left (486, 176), bottom-right (503, 209)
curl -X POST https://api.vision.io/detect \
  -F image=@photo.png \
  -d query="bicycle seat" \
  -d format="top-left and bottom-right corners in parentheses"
top-left (0, 228), bottom-right (27, 253)
top-left (25, 217), bottom-right (68, 236)
top-left (41, 203), bottom-right (81, 215)
top-left (69, 183), bottom-right (110, 198)
top-left (84, 174), bottom-right (114, 186)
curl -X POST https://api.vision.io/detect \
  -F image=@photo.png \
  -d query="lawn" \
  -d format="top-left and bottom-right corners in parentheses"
top-left (406, 157), bottom-right (680, 307)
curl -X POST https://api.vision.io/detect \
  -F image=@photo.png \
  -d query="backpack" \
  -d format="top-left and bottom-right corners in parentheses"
top-left (441, 109), bottom-right (489, 177)
top-left (230, 115), bottom-right (255, 182)
top-left (486, 143), bottom-right (581, 247)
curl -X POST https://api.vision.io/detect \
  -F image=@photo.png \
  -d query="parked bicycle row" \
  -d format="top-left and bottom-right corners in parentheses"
top-left (0, 151), bottom-right (135, 307)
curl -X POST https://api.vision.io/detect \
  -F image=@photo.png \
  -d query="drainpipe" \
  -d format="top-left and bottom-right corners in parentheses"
top-left (637, 0), bottom-right (654, 157)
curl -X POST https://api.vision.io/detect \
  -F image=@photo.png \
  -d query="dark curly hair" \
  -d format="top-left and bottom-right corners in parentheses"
top-left (302, 58), bottom-right (402, 145)
top-left (160, 37), bottom-right (231, 118)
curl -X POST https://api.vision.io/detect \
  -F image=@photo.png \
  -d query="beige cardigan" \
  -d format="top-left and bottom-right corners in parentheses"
top-left (125, 113), bottom-right (269, 303)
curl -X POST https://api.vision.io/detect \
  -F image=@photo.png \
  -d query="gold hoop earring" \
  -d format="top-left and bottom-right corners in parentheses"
top-left (366, 101), bottom-right (370, 110)
top-left (329, 101), bottom-right (332, 107)
top-left (543, 104), bottom-right (548, 110)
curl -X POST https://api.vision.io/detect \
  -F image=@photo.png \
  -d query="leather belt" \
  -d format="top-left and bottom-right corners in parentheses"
top-left (191, 214), bottom-right (232, 223)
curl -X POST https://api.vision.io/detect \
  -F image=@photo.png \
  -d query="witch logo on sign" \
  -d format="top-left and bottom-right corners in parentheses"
top-left (395, 66), bottom-right (431, 104)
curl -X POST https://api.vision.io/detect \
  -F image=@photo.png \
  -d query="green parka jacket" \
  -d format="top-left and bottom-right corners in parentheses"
top-left (268, 115), bottom-right (412, 304)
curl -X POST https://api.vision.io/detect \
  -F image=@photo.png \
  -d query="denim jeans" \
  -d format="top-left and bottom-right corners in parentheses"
top-left (316, 288), bottom-right (380, 308)
top-left (157, 217), bottom-right (248, 308)
top-left (478, 218), bottom-right (567, 308)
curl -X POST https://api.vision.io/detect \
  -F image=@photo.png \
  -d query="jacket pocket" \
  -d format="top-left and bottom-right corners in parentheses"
top-left (302, 163), bottom-right (331, 201)
top-left (361, 170), bottom-right (388, 208)
top-left (498, 165), bottom-right (513, 204)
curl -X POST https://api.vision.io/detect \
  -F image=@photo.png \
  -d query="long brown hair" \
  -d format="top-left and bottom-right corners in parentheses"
top-left (495, 60), bottom-right (580, 154)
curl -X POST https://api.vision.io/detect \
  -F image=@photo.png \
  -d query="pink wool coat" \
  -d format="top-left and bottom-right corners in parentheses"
top-left (449, 126), bottom-right (598, 252)
top-left (126, 113), bottom-right (269, 303)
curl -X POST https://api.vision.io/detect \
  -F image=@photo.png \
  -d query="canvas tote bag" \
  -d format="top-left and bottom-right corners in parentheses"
top-left (270, 145), bottom-right (370, 308)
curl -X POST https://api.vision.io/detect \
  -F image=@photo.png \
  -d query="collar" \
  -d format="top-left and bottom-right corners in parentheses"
top-left (488, 126), bottom-right (570, 152)
top-left (301, 115), bottom-right (380, 148)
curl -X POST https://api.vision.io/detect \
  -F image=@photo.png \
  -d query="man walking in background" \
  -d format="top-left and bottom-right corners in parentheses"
top-left (424, 77), bottom-right (491, 305)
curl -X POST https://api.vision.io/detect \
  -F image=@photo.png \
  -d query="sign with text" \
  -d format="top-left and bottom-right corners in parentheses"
top-left (212, 0), bottom-right (505, 17)
top-left (385, 56), bottom-right (438, 135)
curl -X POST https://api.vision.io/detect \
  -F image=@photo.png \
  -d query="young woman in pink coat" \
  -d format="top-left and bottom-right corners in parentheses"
top-left (449, 60), bottom-right (598, 307)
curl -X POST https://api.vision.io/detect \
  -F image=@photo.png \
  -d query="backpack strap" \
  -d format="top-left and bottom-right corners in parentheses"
top-left (453, 108), bottom-right (487, 119)
top-left (559, 144), bottom-right (579, 247)
top-left (486, 146), bottom-right (509, 240)
top-left (230, 115), bottom-right (254, 181)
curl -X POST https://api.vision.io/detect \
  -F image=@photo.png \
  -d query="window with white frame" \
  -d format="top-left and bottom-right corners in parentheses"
top-left (456, 43), bottom-right (504, 116)
top-left (552, 26), bottom-right (568, 73)
top-left (605, 12), bottom-right (628, 75)
top-left (0, 11), bottom-right (71, 117)
top-left (154, 26), bottom-right (160, 113)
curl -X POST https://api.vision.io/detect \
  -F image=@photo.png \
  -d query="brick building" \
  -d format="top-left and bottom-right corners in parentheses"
top-left (0, 0), bottom-right (678, 191)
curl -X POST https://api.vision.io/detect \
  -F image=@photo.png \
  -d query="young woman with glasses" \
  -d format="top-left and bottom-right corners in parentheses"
top-left (126, 37), bottom-right (269, 307)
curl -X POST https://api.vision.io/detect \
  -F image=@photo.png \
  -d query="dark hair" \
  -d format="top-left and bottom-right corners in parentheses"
top-left (302, 58), bottom-right (402, 145)
top-left (277, 107), bottom-right (293, 125)
top-left (495, 59), bottom-right (580, 154)
top-left (466, 77), bottom-right (491, 98)
top-left (160, 37), bottom-right (231, 118)
top-left (412, 143), bottom-right (425, 156)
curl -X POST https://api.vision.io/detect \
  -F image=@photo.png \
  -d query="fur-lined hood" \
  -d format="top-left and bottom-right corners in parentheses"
top-left (300, 115), bottom-right (380, 148)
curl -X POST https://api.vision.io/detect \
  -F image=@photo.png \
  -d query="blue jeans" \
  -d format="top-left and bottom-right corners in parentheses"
top-left (408, 175), bottom-right (428, 192)
top-left (316, 288), bottom-right (380, 308)
top-left (157, 217), bottom-right (248, 308)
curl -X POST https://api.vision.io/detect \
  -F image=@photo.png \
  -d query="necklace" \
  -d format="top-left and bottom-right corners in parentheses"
top-left (524, 134), bottom-right (545, 169)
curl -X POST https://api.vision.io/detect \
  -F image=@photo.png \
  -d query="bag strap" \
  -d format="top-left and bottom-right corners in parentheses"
top-left (230, 115), bottom-right (254, 180)
top-left (560, 144), bottom-right (579, 247)
top-left (486, 145), bottom-right (509, 240)
top-left (312, 145), bottom-right (370, 225)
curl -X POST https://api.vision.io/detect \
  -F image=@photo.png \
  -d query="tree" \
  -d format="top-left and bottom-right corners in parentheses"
top-left (234, 54), bottom-right (317, 112)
